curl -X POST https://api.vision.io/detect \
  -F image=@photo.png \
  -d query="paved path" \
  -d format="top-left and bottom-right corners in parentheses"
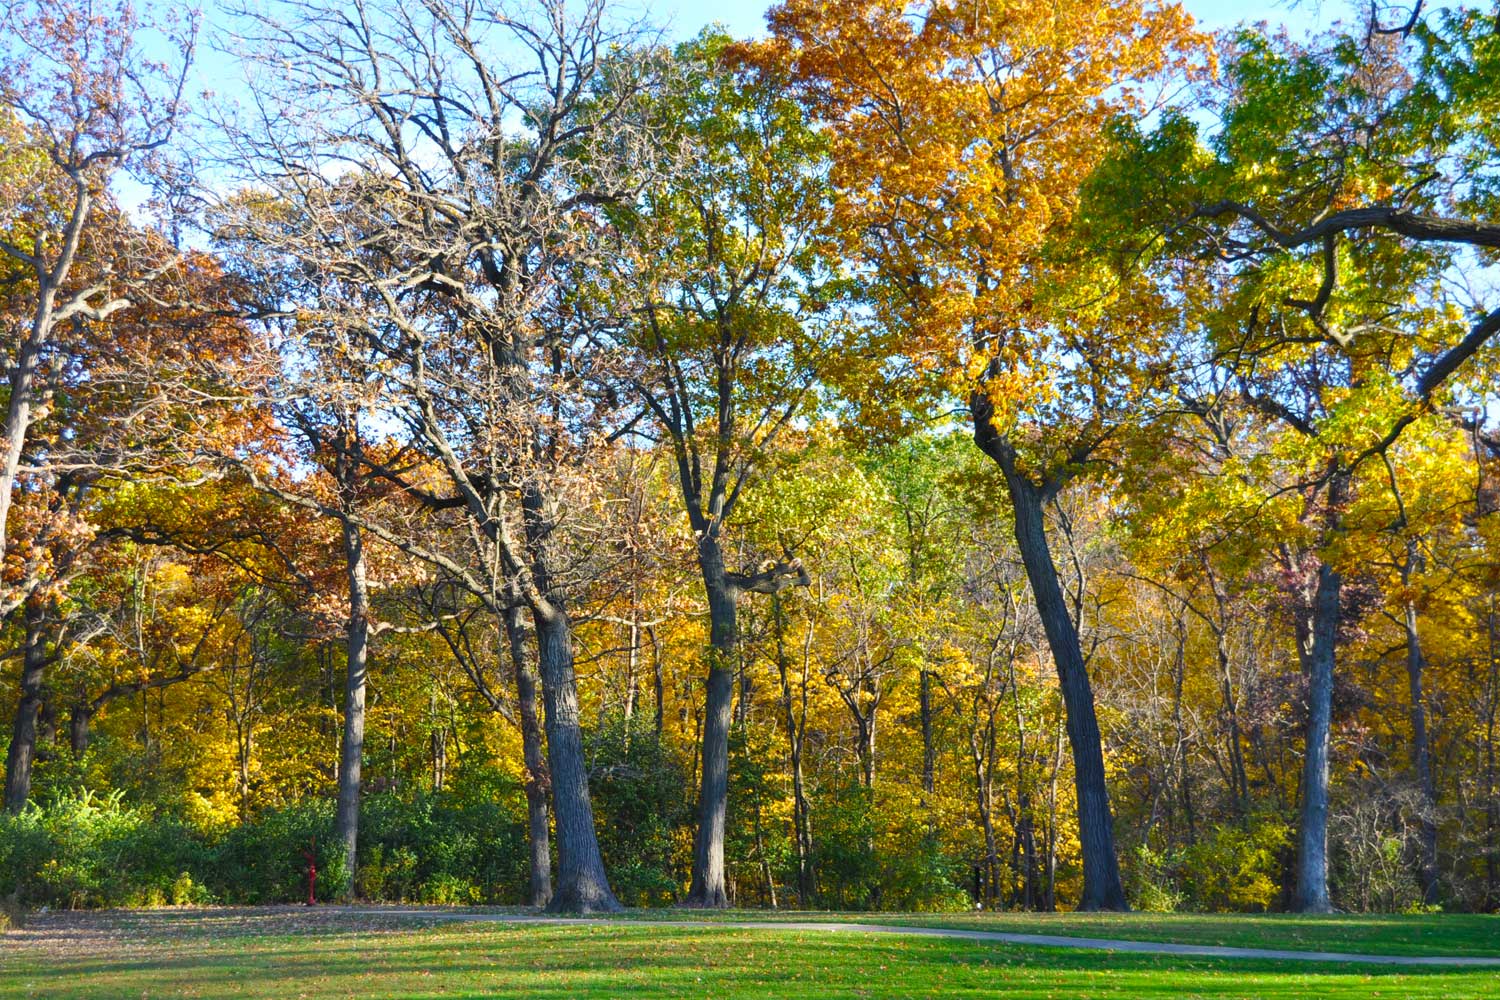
top-left (341, 908), bottom-right (1500, 968)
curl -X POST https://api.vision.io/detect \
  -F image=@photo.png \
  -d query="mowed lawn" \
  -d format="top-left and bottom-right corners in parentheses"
top-left (3, 908), bottom-right (1500, 999)
top-left (615, 907), bottom-right (1500, 957)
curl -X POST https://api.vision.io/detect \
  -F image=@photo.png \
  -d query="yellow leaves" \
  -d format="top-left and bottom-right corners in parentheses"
top-left (753, 0), bottom-right (1211, 464)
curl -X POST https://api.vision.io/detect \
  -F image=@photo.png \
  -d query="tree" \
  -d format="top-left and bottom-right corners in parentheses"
top-left (604, 32), bottom-right (841, 906)
top-left (0, 240), bottom-right (260, 812)
top-left (1101, 7), bottom-right (1500, 910)
top-left (218, 0), bottom-right (667, 912)
top-left (752, 0), bottom-right (1205, 910)
top-left (0, 0), bottom-right (195, 618)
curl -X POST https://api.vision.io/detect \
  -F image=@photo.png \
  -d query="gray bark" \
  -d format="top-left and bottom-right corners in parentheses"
top-left (1011, 484), bottom-right (1126, 909)
top-left (505, 603), bottom-right (553, 908)
top-left (333, 516), bottom-right (368, 890)
top-left (1293, 559), bottom-right (1342, 913)
top-left (686, 554), bottom-right (736, 908)
top-left (69, 703), bottom-right (91, 756)
top-left (975, 422), bottom-right (1127, 911)
top-left (534, 609), bottom-right (619, 913)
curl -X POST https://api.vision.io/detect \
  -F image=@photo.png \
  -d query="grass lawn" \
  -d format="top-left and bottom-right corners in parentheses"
top-left (611, 907), bottom-right (1500, 958)
top-left (4, 908), bottom-right (1500, 999)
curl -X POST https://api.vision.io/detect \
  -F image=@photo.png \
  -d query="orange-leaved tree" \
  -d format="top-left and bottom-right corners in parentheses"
top-left (748, 0), bottom-right (1206, 910)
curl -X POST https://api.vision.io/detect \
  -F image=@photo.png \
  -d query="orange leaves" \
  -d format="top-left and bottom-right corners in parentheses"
top-left (749, 0), bottom-right (1210, 457)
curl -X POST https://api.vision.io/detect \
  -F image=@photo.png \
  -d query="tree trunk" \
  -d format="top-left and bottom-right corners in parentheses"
top-left (1401, 543), bottom-right (1440, 905)
top-left (687, 660), bottom-right (734, 907)
top-left (1217, 641), bottom-right (1251, 823)
top-left (997, 466), bottom-right (1127, 910)
top-left (1486, 595), bottom-right (1499, 911)
top-left (686, 542), bottom-right (737, 908)
top-left (533, 609), bottom-right (620, 913)
top-left (1008, 655), bottom-right (1041, 909)
top-left (69, 703), bottom-right (91, 756)
top-left (3, 600), bottom-right (48, 813)
top-left (1044, 718), bottom-right (1064, 912)
top-left (772, 592), bottom-right (815, 905)
top-left (505, 603), bottom-right (553, 908)
top-left (333, 517), bottom-right (369, 892)
top-left (648, 624), bottom-right (664, 738)
top-left (972, 726), bottom-right (999, 908)
top-left (857, 692), bottom-right (877, 790)
top-left (1293, 557), bottom-right (1342, 913)
top-left (920, 669), bottom-right (936, 797)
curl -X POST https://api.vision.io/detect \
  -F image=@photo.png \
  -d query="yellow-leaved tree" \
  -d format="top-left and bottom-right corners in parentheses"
top-left (747, 0), bottom-right (1207, 910)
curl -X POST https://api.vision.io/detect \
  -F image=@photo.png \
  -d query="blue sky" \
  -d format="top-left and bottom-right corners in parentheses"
top-left (647, 0), bottom-right (1337, 40)
top-left (178, 0), bottom-right (1354, 119)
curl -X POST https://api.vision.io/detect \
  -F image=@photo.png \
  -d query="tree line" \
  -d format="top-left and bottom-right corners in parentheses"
top-left (2, 0), bottom-right (1498, 914)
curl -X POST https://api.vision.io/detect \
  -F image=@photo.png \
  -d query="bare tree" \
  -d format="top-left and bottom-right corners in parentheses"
top-left (216, 0), bottom-right (667, 912)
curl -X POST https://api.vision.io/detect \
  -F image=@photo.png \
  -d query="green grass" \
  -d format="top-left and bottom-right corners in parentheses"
top-left (4, 910), bottom-right (1500, 999)
top-left (604, 907), bottom-right (1500, 958)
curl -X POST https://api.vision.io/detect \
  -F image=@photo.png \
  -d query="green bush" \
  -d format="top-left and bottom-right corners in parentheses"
top-left (356, 780), bottom-right (528, 904)
top-left (0, 782), bottom-right (539, 910)
top-left (0, 790), bottom-right (213, 908)
top-left (210, 799), bottom-right (347, 903)
top-left (875, 826), bottom-right (969, 913)
top-left (586, 713), bottom-right (692, 906)
top-left (1180, 818), bottom-right (1290, 912)
top-left (1126, 842), bottom-right (1186, 913)
top-left (806, 786), bottom-right (967, 912)
top-left (811, 784), bottom-right (880, 909)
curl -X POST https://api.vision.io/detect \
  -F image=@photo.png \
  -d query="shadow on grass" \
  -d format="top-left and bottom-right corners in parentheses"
top-left (5, 916), bottom-right (1500, 1000)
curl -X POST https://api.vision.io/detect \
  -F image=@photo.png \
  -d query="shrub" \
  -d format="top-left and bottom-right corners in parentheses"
top-left (1329, 788), bottom-right (1428, 913)
top-left (209, 799), bottom-right (347, 903)
top-left (875, 826), bottom-right (969, 913)
top-left (0, 789), bottom-right (213, 908)
top-left (0, 780), bottom-right (545, 909)
top-left (1180, 818), bottom-right (1290, 912)
top-left (1125, 842), bottom-right (1185, 913)
top-left (356, 782), bottom-right (528, 904)
top-left (586, 713), bottom-right (692, 906)
top-left (811, 784), bottom-right (880, 909)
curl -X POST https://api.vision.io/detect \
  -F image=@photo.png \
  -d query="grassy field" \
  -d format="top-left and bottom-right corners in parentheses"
top-left (3, 908), bottom-right (1499, 999)
top-left (610, 907), bottom-right (1500, 957)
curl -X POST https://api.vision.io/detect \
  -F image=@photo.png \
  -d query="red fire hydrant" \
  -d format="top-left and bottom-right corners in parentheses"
top-left (303, 839), bottom-right (318, 906)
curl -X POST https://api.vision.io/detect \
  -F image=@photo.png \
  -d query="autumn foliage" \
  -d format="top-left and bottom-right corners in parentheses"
top-left (2, 0), bottom-right (1498, 917)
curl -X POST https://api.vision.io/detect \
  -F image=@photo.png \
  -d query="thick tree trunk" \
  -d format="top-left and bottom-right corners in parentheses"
top-left (4, 600), bottom-right (48, 813)
top-left (686, 543), bottom-right (737, 909)
top-left (686, 661), bottom-right (734, 907)
top-left (505, 603), bottom-right (553, 908)
top-left (998, 469), bottom-right (1127, 910)
top-left (333, 518), bottom-right (369, 891)
top-left (1293, 558), bottom-right (1342, 913)
top-left (533, 609), bottom-right (619, 913)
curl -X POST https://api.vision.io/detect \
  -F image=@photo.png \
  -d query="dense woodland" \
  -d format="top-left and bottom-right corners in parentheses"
top-left (1, 0), bottom-right (1498, 916)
